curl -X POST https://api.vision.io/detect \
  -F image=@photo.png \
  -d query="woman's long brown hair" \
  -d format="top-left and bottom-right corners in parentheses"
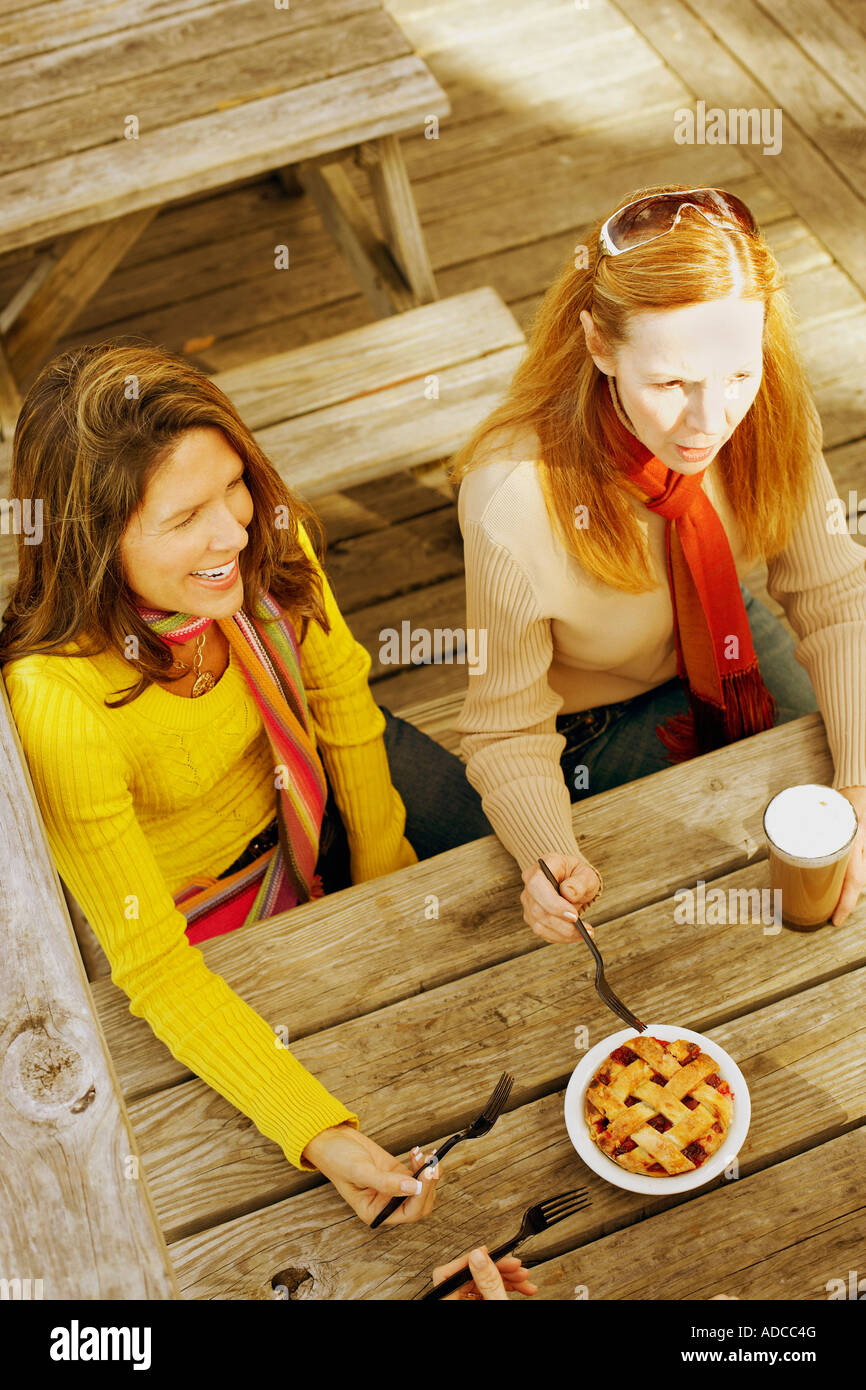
top-left (448, 182), bottom-right (820, 593)
top-left (0, 340), bottom-right (330, 707)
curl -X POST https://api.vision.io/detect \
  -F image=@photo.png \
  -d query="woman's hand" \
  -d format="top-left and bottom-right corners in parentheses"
top-left (521, 853), bottom-right (602, 943)
top-left (832, 786), bottom-right (866, 926)
top-left (301, 1123), bottom-right (440, 1226)
top-left (431, 1246), bottom-right (538, 1300)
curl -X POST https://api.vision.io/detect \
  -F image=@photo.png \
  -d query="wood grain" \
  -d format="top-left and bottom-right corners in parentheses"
top-left (615, 0), bottom-right (866, 294)
top-left (529, 1127), bottom-right (866, 1301)
top-left (165, 969), bottom-right (866, 1296)
top-left (0, 675), bottom-right (180, 1297)
top-left (85, 718), bottom-right (853, 1238)
top-left (0, 56), bottom-right (449, 253)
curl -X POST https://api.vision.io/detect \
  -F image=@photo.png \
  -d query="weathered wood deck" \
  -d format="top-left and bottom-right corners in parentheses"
top-left (1, 0), bottom-right (864, 628)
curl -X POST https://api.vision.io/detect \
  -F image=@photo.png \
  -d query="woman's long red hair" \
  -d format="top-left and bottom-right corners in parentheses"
top-left (449, 182), bottom-right (819, 592)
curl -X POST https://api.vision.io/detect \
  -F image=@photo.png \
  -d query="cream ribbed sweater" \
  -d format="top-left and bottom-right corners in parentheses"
top-left (456, 438), bottom-right (866, 875)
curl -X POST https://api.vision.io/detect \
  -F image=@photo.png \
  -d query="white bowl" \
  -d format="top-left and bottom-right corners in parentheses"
top-left (564, 1022), bottom-right (751, 1194)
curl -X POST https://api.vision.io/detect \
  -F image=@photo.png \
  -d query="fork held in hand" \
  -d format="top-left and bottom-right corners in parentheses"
top-left (370, 1070), bottom-right (515, 1230)
top-left (537, 857), bottom-right (646, 1032)
top-left (420, 1186), bottom-right (591, 1299)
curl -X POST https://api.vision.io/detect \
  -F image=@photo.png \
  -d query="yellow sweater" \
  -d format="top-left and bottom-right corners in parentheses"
top-left (2, 522), bottom-right (417, 1170)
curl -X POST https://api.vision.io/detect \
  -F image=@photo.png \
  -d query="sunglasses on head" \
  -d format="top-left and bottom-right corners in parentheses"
top-left (598, 187), bottom-right (758, 258)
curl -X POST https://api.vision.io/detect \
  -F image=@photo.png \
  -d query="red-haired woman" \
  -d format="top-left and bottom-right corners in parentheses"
top-left (0, 344), bottom-right (493, 1228)
top-left (451, 185), bottom-right (866, 940)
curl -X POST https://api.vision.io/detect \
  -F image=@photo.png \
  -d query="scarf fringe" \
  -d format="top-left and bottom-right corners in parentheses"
top-left (657, 664), bottom-right (778, 764)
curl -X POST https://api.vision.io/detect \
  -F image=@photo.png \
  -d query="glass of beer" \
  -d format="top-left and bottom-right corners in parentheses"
top-left (762, 784), bottom-right (859, 930)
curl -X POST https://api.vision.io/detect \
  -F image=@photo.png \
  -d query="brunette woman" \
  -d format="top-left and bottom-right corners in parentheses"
top-left (0, 343), bottom-right (493, 1227)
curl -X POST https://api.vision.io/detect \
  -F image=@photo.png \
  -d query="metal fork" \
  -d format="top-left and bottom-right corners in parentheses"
top-left (370, 1070), bottom-right (515, 1230)
top-left (419, 1186), bottom-right (591, 1299)
top-left (537, 857), bottom-right (646, 1032)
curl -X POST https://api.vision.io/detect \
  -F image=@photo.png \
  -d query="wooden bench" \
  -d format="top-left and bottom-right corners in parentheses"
top-left (0, 0), bottom-right (452, 408)
top-left (208, 286), bottom-right (525, 498)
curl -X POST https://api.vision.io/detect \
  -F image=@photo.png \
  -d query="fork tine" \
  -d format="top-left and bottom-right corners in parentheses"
top-left (542, 1189), bottom-right (589, 1212)
top-left (480, 1070), bottom-right (514, 1123)
top-left (597, 982), bottom-right (630, 1021)
top-left (539, 1198), bottom-right (591, 1230)
top-left (597, 980), bottom-right (644, 1031)
top-left (613, 999), bottom-right (645, 1029)
top-left (539, 1188), bottom-right (591, 1222)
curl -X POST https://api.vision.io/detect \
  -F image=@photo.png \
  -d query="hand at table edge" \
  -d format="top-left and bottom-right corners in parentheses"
top-left (431, 1246), bottom-right (538, 1300)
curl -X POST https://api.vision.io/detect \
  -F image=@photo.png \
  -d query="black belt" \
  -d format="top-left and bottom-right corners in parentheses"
top-left (555, 691), bottom-right (646, 742)
top-left (218, 818), bottom-right (279, 879)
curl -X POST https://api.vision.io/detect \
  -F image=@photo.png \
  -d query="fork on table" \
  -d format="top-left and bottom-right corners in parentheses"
top-left (418, 1186), bottom-right (591, 1299)
top-left (370, 1070), bottom-right (515, 1230)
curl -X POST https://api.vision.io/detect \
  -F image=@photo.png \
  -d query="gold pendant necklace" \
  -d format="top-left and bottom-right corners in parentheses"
top-left (171, 630), bottom-right (216, 697)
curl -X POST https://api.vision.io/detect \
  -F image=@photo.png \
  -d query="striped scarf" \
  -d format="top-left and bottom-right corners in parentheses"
top-left (137, 592), bottom-right (328, 932)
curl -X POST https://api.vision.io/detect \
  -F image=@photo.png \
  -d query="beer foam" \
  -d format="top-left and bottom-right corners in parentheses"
top-left (764, 784), bottom-right (857, 860)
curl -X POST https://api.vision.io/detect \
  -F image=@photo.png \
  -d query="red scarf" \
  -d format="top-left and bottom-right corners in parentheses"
top-left (602, 378), bottom-right (777, 761)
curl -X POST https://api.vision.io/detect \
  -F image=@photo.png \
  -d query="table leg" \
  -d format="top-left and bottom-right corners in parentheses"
top-left (274, 168), bottom-right (304, 199)
top-left (1, 206), bottom-right (157, 389)
top-left (0, 338), bottom-right (22, 440)
top-left (357, 134), bottom-right (438, 305)
top-left (294, 158), bottom-right (414, 317)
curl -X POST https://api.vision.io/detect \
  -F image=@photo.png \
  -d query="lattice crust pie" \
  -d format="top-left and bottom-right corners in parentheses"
top-left (584, 1036), bottom-right (734, 1176)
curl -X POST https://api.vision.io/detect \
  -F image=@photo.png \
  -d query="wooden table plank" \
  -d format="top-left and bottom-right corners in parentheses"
top-left (165, 970), bottom-right (866, 1296)
top-left (0, 1), bottom-right (383, 116)
top-left (0, 0), bottom-right (215, 61)
top-left (530, 1128), bottom-right (866, 1301)
top-left (0, 677), bottom-right (180, 1298)
top-left (133, 850), bottom-right (866, 1240)
top-left (0, 9), bottom-right (410, 172)
top-left (0, 56), bottom-right (449, 253)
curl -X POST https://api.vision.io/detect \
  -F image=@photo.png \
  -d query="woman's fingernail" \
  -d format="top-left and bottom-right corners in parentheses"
top-left (564, 911), bottom-right (578, 922)
top-left (401, 1178), bottom-right (423, 1195)
top-left (426, 1162), bottom-right (440, 1179)
top-left (411, 1146), bottom-right (422, 1157)
top-left (469, 1248), bottom-right (485, 1268)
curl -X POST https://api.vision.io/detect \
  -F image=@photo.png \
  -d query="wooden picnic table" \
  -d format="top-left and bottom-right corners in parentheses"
top-left (82, 710), bottom-right (864, 1300)
top-left (0, 0), bottom-right (450, 432)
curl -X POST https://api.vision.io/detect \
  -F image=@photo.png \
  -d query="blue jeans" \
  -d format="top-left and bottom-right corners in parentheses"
top-left (557, 582), bottom-right (819, 802)
top-left (314, 704), bottom-right (495, 891)
top-left (316, 582), bottom-right (818, 884)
